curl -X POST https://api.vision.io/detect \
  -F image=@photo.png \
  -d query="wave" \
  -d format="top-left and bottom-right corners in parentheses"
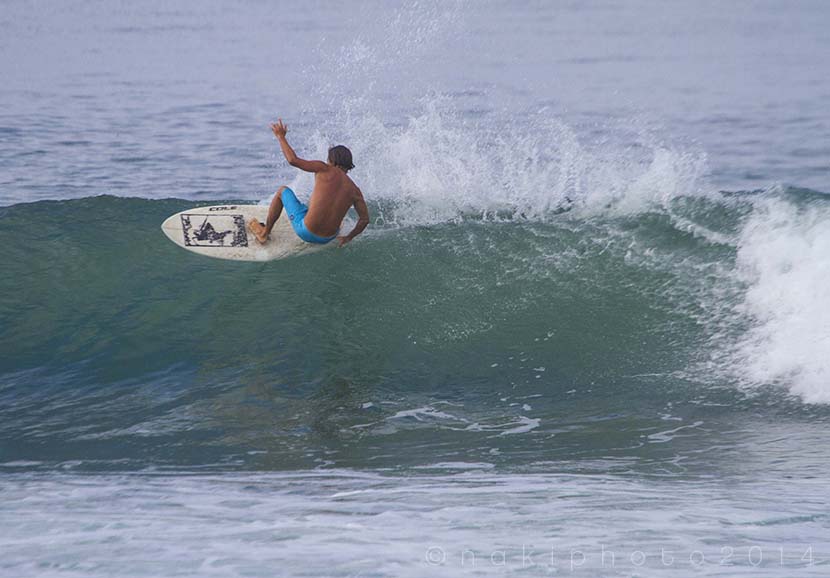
top-left (1, 180), bottom-right (829, 407)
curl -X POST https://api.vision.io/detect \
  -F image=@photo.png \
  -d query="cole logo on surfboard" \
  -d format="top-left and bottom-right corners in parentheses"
top-left (247, 119), bottom-right (370, 248)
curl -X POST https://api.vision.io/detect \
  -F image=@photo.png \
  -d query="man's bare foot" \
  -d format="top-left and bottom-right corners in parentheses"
top-left (247, 219), bottom-right (269, 244)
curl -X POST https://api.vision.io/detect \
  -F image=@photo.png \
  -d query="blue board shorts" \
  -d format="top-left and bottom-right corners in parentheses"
top-left (281, 187), bottom-right (338, 244)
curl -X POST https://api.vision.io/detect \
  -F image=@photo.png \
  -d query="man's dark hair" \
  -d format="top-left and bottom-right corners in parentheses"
top-left (328, 145), bottom-right (354, 172)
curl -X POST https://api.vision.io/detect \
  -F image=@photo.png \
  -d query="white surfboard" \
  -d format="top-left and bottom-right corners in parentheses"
top-left (161, 204), bottom-right (343, 261)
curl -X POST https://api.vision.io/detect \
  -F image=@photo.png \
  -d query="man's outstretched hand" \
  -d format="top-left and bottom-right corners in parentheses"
top-left (337, 236), bottom-right (351, 247)
top-left (270, 119), bottom-right (288, 139)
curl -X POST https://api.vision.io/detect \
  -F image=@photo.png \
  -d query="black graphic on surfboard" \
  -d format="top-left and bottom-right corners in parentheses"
top-left (181, 214), bottom-right (248, 247)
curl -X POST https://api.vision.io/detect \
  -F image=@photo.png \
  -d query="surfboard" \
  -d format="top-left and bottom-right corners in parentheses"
top-left (161, 204), bottom-right (342, 261)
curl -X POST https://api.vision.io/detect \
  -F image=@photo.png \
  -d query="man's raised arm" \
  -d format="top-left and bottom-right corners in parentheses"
top-left (338, 190), bottom-right (370, 247)
top-left (270, 119), bottom-right (328, 173)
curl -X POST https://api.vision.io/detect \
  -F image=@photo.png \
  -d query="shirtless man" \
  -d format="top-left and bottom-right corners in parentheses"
top-left (248, 119), bottom-right (370, 247)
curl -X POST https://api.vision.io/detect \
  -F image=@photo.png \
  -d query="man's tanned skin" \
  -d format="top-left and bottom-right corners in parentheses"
top-left (248, 119), bottom-right (370, 247)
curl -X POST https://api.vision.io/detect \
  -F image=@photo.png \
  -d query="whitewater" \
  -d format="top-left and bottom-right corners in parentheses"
top-left (1, 1), bottom-right (829, 576)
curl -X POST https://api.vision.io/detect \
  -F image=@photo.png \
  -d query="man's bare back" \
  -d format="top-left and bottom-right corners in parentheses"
top-left (304, 161), bottom-right (362, 238)
top-left (248, 119), bottom-right (370, 247)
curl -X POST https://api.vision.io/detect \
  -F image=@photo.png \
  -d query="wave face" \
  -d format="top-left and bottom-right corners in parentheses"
top-left (1, 180), bottom-right (829, 472)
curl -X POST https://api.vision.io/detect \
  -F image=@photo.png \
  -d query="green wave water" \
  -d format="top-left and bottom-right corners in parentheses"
top-left (2, 188), bottom-right (828, 474)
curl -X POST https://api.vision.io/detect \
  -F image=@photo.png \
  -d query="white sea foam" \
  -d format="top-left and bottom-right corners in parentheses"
top-left (732, 192), bottom-right (830, 403)
top-left (389, 406), bottom-right (467, 422)
top-left (2, 471), bottom-right (827, 577)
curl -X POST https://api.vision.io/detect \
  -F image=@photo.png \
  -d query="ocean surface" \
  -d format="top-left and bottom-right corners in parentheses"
top-left (1, 1), bottom-right (830, 576)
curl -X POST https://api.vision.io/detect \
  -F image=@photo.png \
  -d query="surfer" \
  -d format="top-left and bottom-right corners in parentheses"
top-left (248, 119), bottom-right (370, 247)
